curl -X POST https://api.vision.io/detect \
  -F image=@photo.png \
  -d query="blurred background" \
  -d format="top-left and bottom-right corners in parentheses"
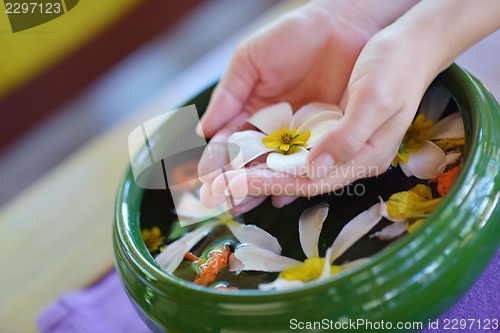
top-left (0, 1), bottom-right (499, 332)
top-left (0, 1), bottom-right (306, 332)
top-left (0, 0), bottom-right (284, 206)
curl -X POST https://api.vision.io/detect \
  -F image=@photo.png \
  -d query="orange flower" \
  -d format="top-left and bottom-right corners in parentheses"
top-left (170, 160), bottom-right (200, 191)
top-left (429, 166), bottom-right (461, 197)
top-left (193, 245), bottom-right (232, 286)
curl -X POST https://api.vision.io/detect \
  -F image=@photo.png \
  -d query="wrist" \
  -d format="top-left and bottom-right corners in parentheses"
top-left (390, 0), bottom-right (500, 75)
top-left (309, 0), bottom-right (420, 33)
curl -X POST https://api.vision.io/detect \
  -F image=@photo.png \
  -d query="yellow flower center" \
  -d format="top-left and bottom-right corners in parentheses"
top-left (262, 127), bottom-right (311, 155)
top-left (392, 114), bottom-right (434, 167)
top-left (279, 257), bottom-right (342, 282)
top-left (386, 184), bottom-right (442, 221)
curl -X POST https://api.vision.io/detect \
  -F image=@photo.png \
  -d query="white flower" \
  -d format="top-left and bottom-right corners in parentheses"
top-left (155, 192), bottom-right (281, 273)
top-left (229, 202), bottom-right (374, 291)
top-left (392, 85), bottom-right (464, 179)
top-left (228, 102), bottom-right (343, 176)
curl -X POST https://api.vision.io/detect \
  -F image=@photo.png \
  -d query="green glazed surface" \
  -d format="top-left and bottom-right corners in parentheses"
top-left (114, 64), bottom-right (500, 333)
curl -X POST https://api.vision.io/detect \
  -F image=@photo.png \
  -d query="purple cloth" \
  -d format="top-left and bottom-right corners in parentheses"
top-left (37, 249), bottom-right (500, 333)
top-left (421, 248), bottom-right (500, 333)
top-left (36, 271), bottom-right (151, 333)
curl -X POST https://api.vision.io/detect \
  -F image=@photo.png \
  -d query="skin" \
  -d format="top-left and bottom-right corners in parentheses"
top-left (197, 0), bottom-right (500, 214)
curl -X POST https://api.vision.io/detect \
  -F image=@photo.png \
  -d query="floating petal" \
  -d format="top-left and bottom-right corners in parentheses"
top-left (297, 111), bottom-right (343, 148)
top-left (228, 253), bottom-right (244, 271)
top-left (298, 202), bottom-right (329, 258)
top-left (429, 165), bottom-right (461, 196)
top-left (225, 220), bottom-right (282, 254)
top-left (438, 152), bottom-right (462, 174)
top-left (386, 184), bottom-right (441, 220)
top-left (400, 141), bottom-right (446, 179)
top-left (370, 222), bottom-right (409, 240)
top-left (247, 102), bottom-right (293, 135)
top-left (230, 245), bottom-right (301, 272)
top-left (430, 112), bottom-right (464, 140)
top-left (266, 147), bottom-right (309, 175)
top-left (290, 102), bottom-right (342, 129)
top-left (175, 191), bottom-right (225, 220)
top-left (156, 221), bottom-right (220, 273)
top-left (319, 247), bottom-right (334, 280)
top-left (279, 257), bottom-right (332, 282)
top-left (419, 84), bottom-right (451, 122)
top-left (228, 130), bottom-right (274, 169)
top-left (258, 278), bottom-right (305, 291)
top-left (327, 203), bottom-right (383, 263)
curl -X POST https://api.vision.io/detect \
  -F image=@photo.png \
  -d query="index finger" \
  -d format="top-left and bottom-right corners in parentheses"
top-left (198, 112), bottom-right (250, 184)
top-left (197, 41), bottom-right (259, 138)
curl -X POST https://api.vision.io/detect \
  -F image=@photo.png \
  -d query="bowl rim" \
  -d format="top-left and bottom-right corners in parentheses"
top-left (114, 63), bottom-right (500, 303)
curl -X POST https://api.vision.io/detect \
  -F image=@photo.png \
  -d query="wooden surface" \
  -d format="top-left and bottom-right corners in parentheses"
top-left (0, 1), bottom-right (306, 332)
top-left (0, 2), bottom-right (498, 332)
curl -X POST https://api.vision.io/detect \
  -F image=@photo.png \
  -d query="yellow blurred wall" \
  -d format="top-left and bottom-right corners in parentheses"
top-left (0, 0), bottom-right (144, 99)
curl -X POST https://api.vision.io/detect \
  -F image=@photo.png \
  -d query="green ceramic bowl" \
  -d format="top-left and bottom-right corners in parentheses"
top-left (114, 64), bottom-right (500, 333)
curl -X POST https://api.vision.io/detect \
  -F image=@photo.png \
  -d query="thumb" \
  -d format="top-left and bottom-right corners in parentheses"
top-left (306, 86), bottom-right (391, 179)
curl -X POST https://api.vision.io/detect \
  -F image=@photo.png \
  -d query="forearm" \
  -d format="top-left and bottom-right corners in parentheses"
top-left (309, 0), bottom-right (420, 33)
top-left (391, 0), bottom-right (500, 75)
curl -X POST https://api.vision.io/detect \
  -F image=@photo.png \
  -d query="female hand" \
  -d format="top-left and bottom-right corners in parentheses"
top-left (197, 0), bottom-right (420, 214)
top-left (203, 0), bottom-right (500, 215)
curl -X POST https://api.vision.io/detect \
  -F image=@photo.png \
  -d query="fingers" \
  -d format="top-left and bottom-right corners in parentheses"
top-left (210, 121), bottom-right (404, 198)
top-left (197, 40), bottom-right (259, 138)
top-left (272, 196), bottom-right (297, 208)
top-left (307, 84), bottom-right (392, 179)
top-left (229, 196), bottom-right (266, 216)
top-left (199, 183), bottom-right (227, 209)
top-left (211, 168), bottom-right (341, 197)
top-left (198, 112), bottom-right (250, 184)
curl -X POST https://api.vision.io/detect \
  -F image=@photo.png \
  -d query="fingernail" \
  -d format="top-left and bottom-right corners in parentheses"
top-left (195, 123), bottom-right (204, 137)
top-left (308, 153), bottom-right (334, 179)
top-left (211, 176), bottom-right (228, 197)
top-left (223, 173), bottom-right (249, 196)
top-left (200, 184), bottom-right (227, 208)
top-left (272, 196), bottom-right (297, 208)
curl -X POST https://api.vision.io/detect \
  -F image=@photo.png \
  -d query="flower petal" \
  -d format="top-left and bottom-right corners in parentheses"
top-left (225, 220), bottom-right (282, 254)
top-left (290, 102), bottom-right (343, 129)
top-left (266, 147), bottom-right (309, 176)
top-left (175, 191), bottom-right (225, 220)
top-left (258, 278), bottom-right (305, 291)
top-left (430, 112), bottom-right (464, 140)
top-left (247, 102), bottom-right (293, 135)
top-left (370, 221), bottom-right (409, 241)
top-left (231, 245), bottom-right (301, 272)
top-left (418, 84), bottom-right (451, 122)
top-left (401, 141), bottom-right (446, 179)
top-left (319, 246), bottom-right (334, 280)
top-left (299, 202), bottom-right (329, 258)
top-left (228, 253), bottom-right (244, 271)
top-left (438, 152), bottom-right (462, 173)
top-left (228, 130), bottom-right (274, 169)
top-left (297, 111), bottom-right (343, 148)
top-left (320, 249), bottom-right (368, 281)
top-left (328, 203), bottom-right (383, 263)
top-left (155, 221), bottom-right (220, 273)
